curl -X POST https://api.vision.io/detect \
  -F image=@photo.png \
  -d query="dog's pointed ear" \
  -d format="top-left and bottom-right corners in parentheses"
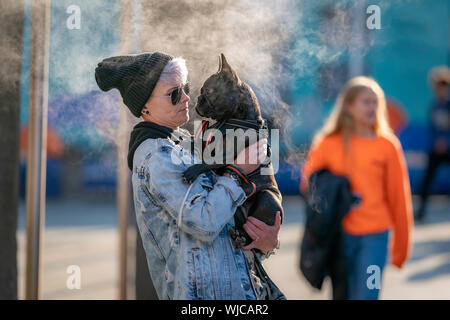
top-left (218, 53), bottom-right (240, 82)
top-left (217, 54), bottom-right (223, 73)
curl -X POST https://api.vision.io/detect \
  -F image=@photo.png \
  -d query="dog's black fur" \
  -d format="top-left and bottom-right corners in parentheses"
top-left (183, 54), bottom-right (283, 248)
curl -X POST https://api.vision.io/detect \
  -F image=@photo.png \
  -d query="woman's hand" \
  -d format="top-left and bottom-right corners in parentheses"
top-left (234, 139), bottom-right (268, 174)
top-left (242, 211), bottom-right (281, 254)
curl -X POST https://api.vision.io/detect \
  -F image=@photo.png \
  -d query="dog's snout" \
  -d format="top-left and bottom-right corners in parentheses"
top-left (195, 104), bottom-right (204, 117)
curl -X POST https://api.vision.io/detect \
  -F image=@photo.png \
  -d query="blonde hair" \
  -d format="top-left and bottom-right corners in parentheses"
top-left (312, 76), bottom-right (393, 150)
top-left (428, 65), bottom-right (450, 86)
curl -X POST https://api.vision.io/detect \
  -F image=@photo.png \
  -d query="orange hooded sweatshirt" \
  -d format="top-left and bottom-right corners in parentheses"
top-left (300, 133), bottom-right (414, 268)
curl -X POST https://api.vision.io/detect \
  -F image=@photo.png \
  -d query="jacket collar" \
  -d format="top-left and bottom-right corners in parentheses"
top-left (127, 121), bottom-right (175, 171)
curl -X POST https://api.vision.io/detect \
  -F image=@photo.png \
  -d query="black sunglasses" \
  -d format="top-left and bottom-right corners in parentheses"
top-left (169, 83), bottom-right (190, 105)
top-left (152, 83), bottom-right (190, 105)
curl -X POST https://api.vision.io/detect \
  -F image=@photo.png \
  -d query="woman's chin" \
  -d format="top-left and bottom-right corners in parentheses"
top-left (180, 113), bottom-right (189, 124)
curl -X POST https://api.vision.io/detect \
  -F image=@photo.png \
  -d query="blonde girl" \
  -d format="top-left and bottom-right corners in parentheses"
top-left (300, 76), bottom-right (413, 300)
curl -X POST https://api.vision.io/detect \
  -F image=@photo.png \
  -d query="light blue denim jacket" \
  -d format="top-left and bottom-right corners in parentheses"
top-left (131, 128), bottom-right (258, 300)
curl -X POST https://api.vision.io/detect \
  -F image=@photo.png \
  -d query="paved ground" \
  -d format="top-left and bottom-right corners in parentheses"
top-left (16, 195), bottom-right (450, 300)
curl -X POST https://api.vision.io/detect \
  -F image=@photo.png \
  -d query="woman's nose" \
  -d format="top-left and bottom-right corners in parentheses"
top-left (181, 90), bottom-right (190, 103)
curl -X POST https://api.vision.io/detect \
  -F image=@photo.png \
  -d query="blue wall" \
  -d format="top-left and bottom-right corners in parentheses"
top-left (282, 0), bottom-right (449, 195)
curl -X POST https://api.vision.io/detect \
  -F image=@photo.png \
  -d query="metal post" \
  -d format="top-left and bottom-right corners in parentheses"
top-left (25, 0), bottom-right (51, 300)
top-left (118, 0), bottom-right (141, 300)
top-left (117, 102), bottom-right (132, 300)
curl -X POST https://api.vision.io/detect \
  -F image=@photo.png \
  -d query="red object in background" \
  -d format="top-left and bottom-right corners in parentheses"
top-left (386, 99), bottom-right (408, 135)
top-left (20, 125), bottom-right (64, 159)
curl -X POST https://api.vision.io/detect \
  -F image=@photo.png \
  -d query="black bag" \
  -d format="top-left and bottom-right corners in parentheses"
top-left (299, 169), bottom-right (356, 299)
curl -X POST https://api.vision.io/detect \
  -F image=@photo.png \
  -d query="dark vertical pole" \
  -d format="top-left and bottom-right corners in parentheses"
top-left (118, 0), bottom-right (145, 300)
top-left (0, 0), bottom-right (25, 300)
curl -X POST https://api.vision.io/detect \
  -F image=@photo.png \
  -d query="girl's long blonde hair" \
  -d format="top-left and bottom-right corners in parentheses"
top-left (312, 76), bottom-right (393, 150)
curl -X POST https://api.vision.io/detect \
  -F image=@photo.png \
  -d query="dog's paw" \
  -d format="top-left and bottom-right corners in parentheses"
top-left (181, 173), bottom-right (192, 184)
top-left (182, 171), bottom-right (195, 184)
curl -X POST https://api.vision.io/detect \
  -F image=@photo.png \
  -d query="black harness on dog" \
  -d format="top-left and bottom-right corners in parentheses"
top-left (193, 94), bottom-right (275, 189)
top-left (194, 118), bottom-right (269, 149)
top-left (195, 91), bottom-right (268, 141)
top-left (192, 117), bottom-right (273, 186)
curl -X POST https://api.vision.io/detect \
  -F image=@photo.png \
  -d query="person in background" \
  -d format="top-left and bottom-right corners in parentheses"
top-left (300, 76), bottom-right (414, 300)
top-left (415, 66), bottom-right (450, 221)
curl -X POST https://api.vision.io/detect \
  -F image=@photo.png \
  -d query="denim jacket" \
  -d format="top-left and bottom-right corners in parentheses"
top-left (131, 128), bottom-right (259, 300)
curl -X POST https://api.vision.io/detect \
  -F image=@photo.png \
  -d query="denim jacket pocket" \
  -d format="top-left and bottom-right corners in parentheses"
top-left (189, 247), bottom-right (207, 299)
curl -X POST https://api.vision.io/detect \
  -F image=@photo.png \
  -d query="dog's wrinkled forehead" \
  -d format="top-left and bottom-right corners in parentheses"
top-left (196, 53), bottom-right (262, 121)
top-left (203, 73), bottom-right (222, 89)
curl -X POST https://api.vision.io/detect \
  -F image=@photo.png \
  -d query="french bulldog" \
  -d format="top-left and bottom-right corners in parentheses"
top-left (183, 53), bottom-right (284, 248)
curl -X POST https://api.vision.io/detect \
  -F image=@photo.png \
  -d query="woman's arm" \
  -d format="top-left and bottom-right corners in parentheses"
top-left (143, 139), bottom-right (265, 244)
top-left (300, 138), bottom-right (329, 193)
top-left (385, 136), bottom-right (414, 268)
top-left (144, 143), bottom-right (247, 243)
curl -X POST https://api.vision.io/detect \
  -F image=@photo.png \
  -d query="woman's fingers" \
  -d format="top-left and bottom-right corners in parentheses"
top-left (243, 222), bottom-right (263, 240)
top-left (246, 139), bottom-right (266, 164)
top-left (257, 139), bottom-right (268, 157)
top-left (257, 143), bottom-right (268, 163)
top-left (242, 220), bottom-right (264, 251)
top-left (247, 211), bottom-right (281, 232)
top-left (274, 211), bottom-right (281, 229)
top-left (236, 138), bottom-right (268, 165)
top-left (242, 212), bottom-right (282, 253)
top-left (247, 216), bottom-right (269, 232)
top-left (245, 221), bottom-right (264, 236)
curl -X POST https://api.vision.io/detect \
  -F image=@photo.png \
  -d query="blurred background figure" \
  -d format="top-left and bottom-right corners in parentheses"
top-left (300, 76), bottom-right (414, 300)
top-left (415, 66), bottom-right (450, 221)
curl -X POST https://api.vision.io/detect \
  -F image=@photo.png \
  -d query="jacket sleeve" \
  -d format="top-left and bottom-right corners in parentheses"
top-left (145, 143), bottom-right (247, 243)
top-left (300, 138), bottom-right (328, 194)
top-left (385, 136), bottom-right (414, 268)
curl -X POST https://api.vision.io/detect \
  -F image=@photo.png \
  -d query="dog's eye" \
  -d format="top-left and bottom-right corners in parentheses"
top-left (208, 88), bottom-right (214, 95)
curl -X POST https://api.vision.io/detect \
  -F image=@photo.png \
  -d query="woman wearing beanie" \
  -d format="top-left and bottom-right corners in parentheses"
top-left (300, 76), bottom-right (413, 300)
top-left (95, 52), bottom-right (282, 300)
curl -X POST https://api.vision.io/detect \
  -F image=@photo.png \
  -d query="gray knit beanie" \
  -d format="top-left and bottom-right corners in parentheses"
top-left (94, 52), bottom-right (173, 117)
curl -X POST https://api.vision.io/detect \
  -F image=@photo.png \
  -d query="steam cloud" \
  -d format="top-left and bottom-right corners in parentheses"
top-left (14, 0), bottom-right (392, 170)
